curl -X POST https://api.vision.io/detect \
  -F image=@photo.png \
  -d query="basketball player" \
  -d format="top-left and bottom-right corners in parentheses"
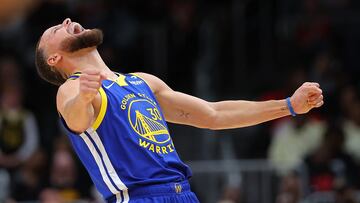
top-left (35, 18), bottom-right (323, 203)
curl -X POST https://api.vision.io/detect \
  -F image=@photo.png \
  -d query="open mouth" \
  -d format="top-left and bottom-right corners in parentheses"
top-left (68, 22), bottom-right (85, 35)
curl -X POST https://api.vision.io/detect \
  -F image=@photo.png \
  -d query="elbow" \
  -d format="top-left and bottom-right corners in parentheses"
top-left (68, 124), bottom-right (88, 134)
top-left (66, 120), bottom-right (90, 134)
top-left (208, 123), bottom-right (222, 131)
top-left (204, 109), bottom-right (221, 130)
top-left (71, 126), bottom-right (88, 134)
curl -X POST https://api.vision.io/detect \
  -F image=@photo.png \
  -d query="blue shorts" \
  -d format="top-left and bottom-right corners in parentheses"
top-left (106, 180), bottom-right (200, 203)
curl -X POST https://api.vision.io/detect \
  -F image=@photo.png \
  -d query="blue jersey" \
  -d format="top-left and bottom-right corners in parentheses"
top-left (61, 72), bottom-right (192, 203)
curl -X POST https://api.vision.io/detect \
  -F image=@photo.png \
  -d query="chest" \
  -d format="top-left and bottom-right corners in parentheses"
top-left (105, 85), bottom-right (170, 144)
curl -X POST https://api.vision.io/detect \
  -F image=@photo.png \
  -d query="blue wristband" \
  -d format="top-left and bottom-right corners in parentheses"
top-left (286, 97), bottom-right (297, 117)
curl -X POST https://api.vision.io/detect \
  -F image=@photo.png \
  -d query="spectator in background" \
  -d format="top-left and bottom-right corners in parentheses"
top-left (0, 86), bottom-right (39, 172)
top-left (49, 149), bottom-right (80, 200)
top-left (334, 186), bottom-right (357, 203)
top-left (276, 173), bottom-right (302, 203)
top-left (270, 115), bottom-right (325, 203)
top-left (304, 124), bottom-right (359, 193)
top-left (340, 86), bottom-right (360, 163)
top-left (9, 149), bottom-right (47, 201)
top-left (268, 116), bottom-right (325, 176)
top-left (39, 188), bottom-right (65, 203)
top-left (217, 186), bottom-right (241, 203)
top-left (44, 135), bottom-right (91, 202)
top-left (0, 57), bottom-right (40, 201)
top-left (275, 123), bottom-right (359, 203)
top-left (0, 57), bottom-right (21, 91)
top-left (0, 57), bottom-right (39, 174)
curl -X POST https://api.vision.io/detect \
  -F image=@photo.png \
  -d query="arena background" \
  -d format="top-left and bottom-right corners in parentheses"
top-left (0, 0), bottom-right (359, 202)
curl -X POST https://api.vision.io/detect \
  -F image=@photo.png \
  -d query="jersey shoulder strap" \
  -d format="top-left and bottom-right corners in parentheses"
top-left (68, 72), bottom-right (82, 80)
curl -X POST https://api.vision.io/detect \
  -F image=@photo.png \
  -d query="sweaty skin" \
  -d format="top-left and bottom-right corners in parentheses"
top-left (39, 18), bottom-right (324, 133)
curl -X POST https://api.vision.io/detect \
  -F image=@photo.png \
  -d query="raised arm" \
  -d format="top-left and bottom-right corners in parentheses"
top-left (135, 73), bottom-right (324, 130)
top-left (56, 69), bottom-right (105, 133)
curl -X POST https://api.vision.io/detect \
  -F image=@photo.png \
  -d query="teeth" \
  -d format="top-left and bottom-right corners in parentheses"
top-left (73, 24), bottom-right (81, 34)
top-left (67, 23), bottom-right (84, 34)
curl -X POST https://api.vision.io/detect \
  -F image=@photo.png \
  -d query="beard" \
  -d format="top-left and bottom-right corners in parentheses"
top-left (60, 29), bottom-right (103, 53)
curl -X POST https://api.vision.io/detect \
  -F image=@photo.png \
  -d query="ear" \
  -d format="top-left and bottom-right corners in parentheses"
top-left (47, 54), bottom-right (62, 66)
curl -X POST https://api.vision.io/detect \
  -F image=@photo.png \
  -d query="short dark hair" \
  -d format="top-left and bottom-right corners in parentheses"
top-left (35, 39), bottom-right (66, 86)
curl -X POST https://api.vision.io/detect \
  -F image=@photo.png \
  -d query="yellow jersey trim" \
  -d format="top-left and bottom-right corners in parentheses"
top-left (92, 87), bottom-right (108, 130)
top-left (115, 74), bottom-right (128, 86)
top-left (72, 72), bottom-right (82, 76)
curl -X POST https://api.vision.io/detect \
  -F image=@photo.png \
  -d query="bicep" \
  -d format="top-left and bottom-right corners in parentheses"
top-left (157, 90), bottom-right (216, 128)
top-left (135, 72), bottom-right (216, 128)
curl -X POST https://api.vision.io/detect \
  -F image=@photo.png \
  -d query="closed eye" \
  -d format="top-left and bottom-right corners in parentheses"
top-left (53, 25), bottom-right (61, 34)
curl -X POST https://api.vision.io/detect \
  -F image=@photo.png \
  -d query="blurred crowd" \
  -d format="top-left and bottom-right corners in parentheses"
top-left (0, 0), bottom-right (359, 202)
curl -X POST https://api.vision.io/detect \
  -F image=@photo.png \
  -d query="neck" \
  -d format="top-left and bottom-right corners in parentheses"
top-left (60, 48), bottom-right (117, 80)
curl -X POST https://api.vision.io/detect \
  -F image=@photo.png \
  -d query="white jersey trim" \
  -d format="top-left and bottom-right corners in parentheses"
top-left (87, 128), bottom-right (129, 202)
top-left (116, 193), bottom-right (122, 203)
top-left (79, 133), bottom-right (120, 196)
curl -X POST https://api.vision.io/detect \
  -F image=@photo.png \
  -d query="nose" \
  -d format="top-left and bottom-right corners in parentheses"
top-left (62, 18), bottom-right (71, 26)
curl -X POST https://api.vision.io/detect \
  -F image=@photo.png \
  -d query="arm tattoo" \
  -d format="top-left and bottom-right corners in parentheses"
top-left (179, 110), bottom-right (190, 119)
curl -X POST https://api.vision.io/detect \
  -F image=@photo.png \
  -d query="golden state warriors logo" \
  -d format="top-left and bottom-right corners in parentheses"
top-left (121, 93), bottom-right (176, 155)
top-left (128, 99), bottom-right (170, 144)
top-left (174, 183), bottom-right (182, 194)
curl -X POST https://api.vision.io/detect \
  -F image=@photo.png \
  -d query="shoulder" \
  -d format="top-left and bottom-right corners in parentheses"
top-left (131, 72), bottom-right (171, 94)
top-left (131, 72), bottom-right (159, 82)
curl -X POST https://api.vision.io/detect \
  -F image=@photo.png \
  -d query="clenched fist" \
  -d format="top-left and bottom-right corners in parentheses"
top-left (78, 69), bottom-right (106, 103)
top-left (290, 82), bottom-right (324, 115)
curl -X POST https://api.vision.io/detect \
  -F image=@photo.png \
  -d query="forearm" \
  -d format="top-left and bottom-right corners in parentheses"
top-left (210, 99), bottom-right (290, 129)
top-left (57, 70), bottom-right (106, 133)
top-left (62, 95), bottom-right (94, 132)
